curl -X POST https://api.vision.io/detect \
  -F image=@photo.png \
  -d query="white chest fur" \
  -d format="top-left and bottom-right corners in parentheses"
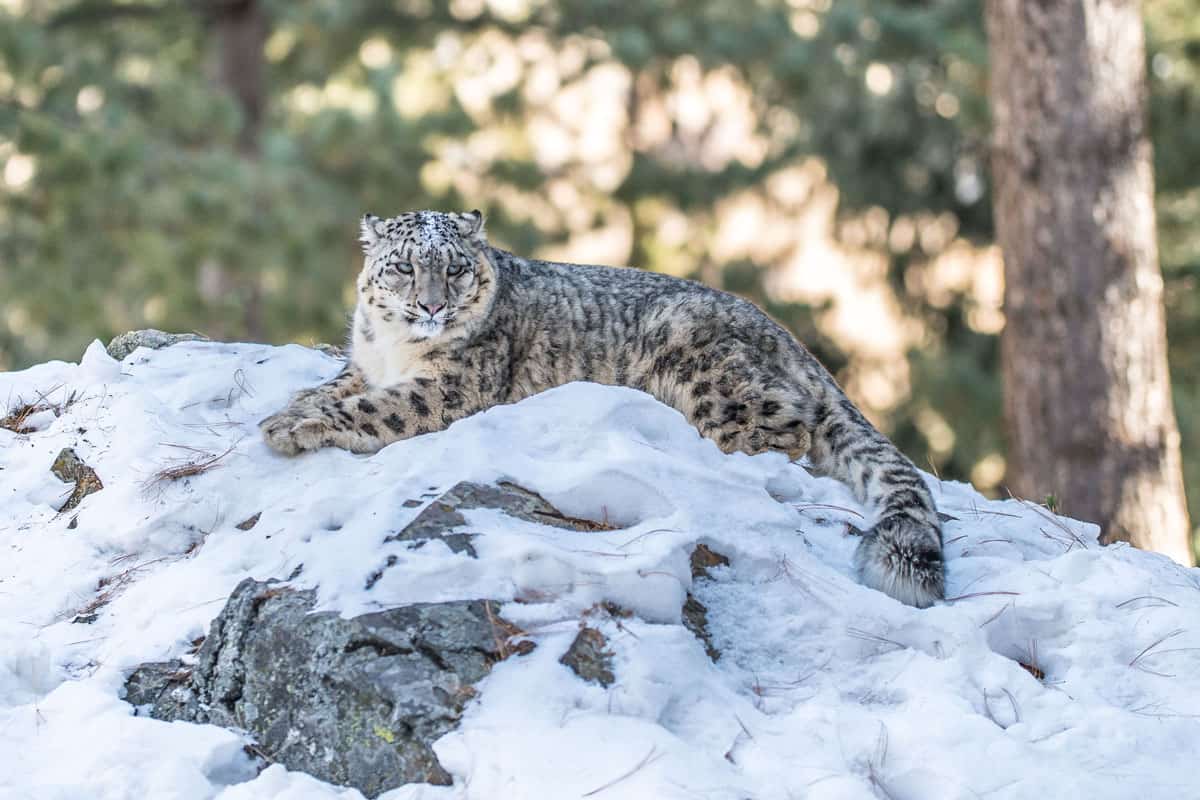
top-left (350, 308), bottom-right (435, 388)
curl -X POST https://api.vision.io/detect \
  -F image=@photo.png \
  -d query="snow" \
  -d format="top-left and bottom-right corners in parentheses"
top-left (2, 339), bottom-right (1199, 799)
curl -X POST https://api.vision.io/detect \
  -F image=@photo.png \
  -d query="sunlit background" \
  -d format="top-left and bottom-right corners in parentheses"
top-left (2, 0), bottom-right (1198, 543)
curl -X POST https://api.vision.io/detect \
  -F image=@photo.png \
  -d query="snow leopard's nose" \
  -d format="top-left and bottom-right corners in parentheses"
top-left (418, 301), bottom-right (445, 317)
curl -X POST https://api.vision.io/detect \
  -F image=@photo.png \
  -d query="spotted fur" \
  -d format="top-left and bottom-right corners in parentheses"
top-left (261, 210), bottom-right (945, 607)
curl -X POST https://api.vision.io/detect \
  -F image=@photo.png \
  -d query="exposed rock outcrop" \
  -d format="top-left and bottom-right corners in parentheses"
top-left (121, 482), bottom-right (683, 795)
top-left (106, 329), bottom-right (208, 360)
top-left (365, 480), bottom-right (616, 586)
top-left (126, 579), bottom-right (525, 797)
top-left (388, 481), bottom-right (616, 555)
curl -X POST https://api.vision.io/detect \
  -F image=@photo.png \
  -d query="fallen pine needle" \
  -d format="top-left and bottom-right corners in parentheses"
top-left (582, 745), bottom-right (663, 797)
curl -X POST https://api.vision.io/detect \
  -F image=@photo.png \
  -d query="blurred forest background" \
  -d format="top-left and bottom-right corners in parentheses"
top-left (1, 0), bottom-right (1197, 549)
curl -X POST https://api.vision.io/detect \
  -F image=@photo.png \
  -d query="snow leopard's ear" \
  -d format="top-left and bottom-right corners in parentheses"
top-left (359, 214), bottom-right (386, 252)
top-left (455, 209), bottom-right (487, 245)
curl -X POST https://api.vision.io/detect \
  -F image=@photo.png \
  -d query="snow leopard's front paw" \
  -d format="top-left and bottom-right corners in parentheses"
top-left (259, 409), bottom-right (335, 456)
top-left (854, 514), bottom-right (944, 608)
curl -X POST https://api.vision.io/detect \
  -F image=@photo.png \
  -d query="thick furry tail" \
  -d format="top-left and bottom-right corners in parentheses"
top-left (854, 515), bottom-right (945, 608)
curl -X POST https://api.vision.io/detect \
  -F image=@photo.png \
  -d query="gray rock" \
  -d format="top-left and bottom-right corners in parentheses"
top-left (559, 626), bottom-right (615, 687)
top-left (380, 481), bottom-right (613, 564)
top-left (128, 578), bottom-right (525, 797)
top-left (683, 544), bottom-right (730, 662)
top-left (121, 483), bottom-right (618, 795)
top-left (106, 329), bottom-right (207, 360)
top-left (689, 544), bottom-right (730, 579)
top-left (50, 447), bottom-right (103, 513)
top-left (124, 659), bottom-right (194, 718)
top-left (234, 512), bottom-right (261, 531)
top-left (682, 595), bottom-right (718, 662)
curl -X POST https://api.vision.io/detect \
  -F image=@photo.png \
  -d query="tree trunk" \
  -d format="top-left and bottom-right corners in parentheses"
top-left (205, 0), bottom-right (267, 340)
top-left (985, 0), bottom-right (1192, 564)
top-left (208, 0), bottom-right (266, 156)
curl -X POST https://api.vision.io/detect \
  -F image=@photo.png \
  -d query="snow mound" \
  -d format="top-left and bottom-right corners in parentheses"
top-left (1, 340), bottom-right (1198, 799)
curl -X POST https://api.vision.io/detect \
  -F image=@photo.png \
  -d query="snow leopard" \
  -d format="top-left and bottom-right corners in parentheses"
top-left (260, 210), bottom-right (945, 607)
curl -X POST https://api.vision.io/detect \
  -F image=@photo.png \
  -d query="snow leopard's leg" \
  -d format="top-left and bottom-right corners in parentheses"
top-left (805, 390), bottom-right (944, 608)
top-left (288, 364), bottom-right (367, 411)
top-left (687, 382), bottom-right (811, 460)
top-left (259, 364), bottom-right (367, 452)
top-left (261, 370), bottom-right (490, 456)
top-left (652, 331), bottom-right (810, 460)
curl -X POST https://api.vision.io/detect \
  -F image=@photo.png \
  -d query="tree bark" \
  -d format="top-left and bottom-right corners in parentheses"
top-left (205, 0), bottom-right (267, 340)
top-left (985, 0), bottom-right (1192, 564)
top-left (207, 0), bottom-right (266, 156)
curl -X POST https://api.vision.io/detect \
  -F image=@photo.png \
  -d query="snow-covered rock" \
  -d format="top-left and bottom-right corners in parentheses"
top-left (127, 577), bottom-right (508, 795)
top-left (124, 480), bottom-right (611, 797)
top-left (1, 338), bottom-right (1199, 799)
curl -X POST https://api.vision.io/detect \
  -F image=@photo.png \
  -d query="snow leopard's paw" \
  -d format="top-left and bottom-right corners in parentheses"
top-left (260, 410), bottom-right (335, 456)
top-left (854, 514), bottom-right (944, 608)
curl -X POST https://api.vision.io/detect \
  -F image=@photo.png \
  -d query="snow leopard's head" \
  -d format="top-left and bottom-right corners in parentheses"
top-left (356, 210), bottom-right (494, 340)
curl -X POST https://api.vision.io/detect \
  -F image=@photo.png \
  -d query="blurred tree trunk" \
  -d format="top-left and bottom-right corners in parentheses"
top-left (208, 0), bottom-right (265, 155)
top-left (206, 0), bottom-right (267, 339)
top-left (985, 0), bottom-right (1192, 563)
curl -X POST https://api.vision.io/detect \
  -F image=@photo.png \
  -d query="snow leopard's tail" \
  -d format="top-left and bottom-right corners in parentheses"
top-left (807, 396), bottom-right (945, 608)
top-left (853, 514), bottom-right (944, 608)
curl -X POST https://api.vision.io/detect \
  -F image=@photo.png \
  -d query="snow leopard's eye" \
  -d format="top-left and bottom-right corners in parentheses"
top-left (386, 253), bottom-right (413, 275)
top-left (446, 262), bottom-right (465, 277)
